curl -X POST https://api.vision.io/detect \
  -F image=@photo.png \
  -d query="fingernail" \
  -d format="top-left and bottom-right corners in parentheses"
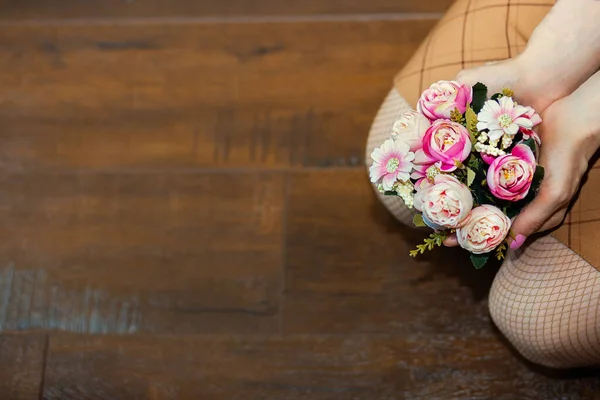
top-left (509, 234), bottom-right (527, 250)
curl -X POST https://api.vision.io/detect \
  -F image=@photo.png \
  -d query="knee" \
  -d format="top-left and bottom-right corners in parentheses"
top-left (488, 266), bottom-right (580, 369)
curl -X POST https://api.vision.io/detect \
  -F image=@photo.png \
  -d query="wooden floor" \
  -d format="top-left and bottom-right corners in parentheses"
top-left (0, 1), bottom-right (599, 399)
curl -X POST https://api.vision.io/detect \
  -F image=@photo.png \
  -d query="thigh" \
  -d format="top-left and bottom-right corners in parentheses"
top-left (393, 0), bottom-right (554, 107)
top-left (366, 0), bottom-right (554, 226)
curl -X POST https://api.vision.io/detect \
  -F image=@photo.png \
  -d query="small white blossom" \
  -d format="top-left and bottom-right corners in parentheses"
top-left (501, 135), bottom-right (513, 149)
top-left (478, 132), bottom-right (488, 144)
top-left (475, 142), bottom-right (506, 157)
top-left (426, 165), bottom-right (441, 182)
top-left (394, 181), bottom-right (415, 209)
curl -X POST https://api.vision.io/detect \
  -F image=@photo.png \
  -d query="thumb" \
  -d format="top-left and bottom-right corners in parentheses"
top-left (508, 188), bottom-right (562, 250)
top-left (455, 59), bottom-right (518, 95)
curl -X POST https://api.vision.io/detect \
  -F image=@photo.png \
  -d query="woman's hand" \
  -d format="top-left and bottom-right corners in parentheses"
top-left (507, 71), bottom-right (600, 248)
top-left (442, 0), bottom-right (600, 248)
top-left (444, 70), bottom-right (600, 248)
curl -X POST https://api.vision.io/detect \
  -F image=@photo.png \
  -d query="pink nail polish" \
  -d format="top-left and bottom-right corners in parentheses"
top-left (510, 234), bottom-right (527, 250)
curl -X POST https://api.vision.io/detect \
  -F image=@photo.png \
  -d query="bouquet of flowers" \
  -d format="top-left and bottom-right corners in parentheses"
top-left (369, 81), bottom-right (544, 268)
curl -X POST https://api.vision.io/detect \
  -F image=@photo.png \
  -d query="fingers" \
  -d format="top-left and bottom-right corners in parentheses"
top-left (538, 209), bottom-right (568, 233)
top-left (455, 59), bottom-right (519, 95)
top-left (443, 233), bottom-right (458, 247)
top-left (508, 165), bottom-right (576, 249)
top-left (507, 190), bottom-right (562, 249)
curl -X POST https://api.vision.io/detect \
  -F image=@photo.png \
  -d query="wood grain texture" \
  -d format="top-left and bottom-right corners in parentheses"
top-left (0, 20), bottom-right (434, 171)
top-left (0, 0), bottom-right (451, 19)
top-left (43, 334), bottom-right (600, 400)
top-left (0, 334), bottom-right (46, 400)
top-left (0, 173), bottom-right (284, 333)
top-left (283, 170), bottom-right (497, 335)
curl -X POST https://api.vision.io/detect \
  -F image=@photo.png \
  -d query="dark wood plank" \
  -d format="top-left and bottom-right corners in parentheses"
top-left (43, 334), bottom-right (600, 399)
top-left (0, 0), bottom-right (451, 19)
top-left (0, 172), bottom-right (284, 334)
top-left (0, 334), bottom-right (46, 400)
top-left (0, 20), bottom-right (434, 171)
top-left (283, 170), bottom-right (497, 335)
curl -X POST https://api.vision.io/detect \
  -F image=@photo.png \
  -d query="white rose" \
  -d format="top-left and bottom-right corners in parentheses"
top-left (415, 174), bottom-right (473, 229)
top-left (391, 111), bottom-right (431, 152)
top-left (457, 205), bottom-right (511, 254)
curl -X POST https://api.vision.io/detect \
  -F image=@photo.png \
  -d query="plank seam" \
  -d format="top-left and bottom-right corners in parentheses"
top-left (279, 173), bottom-right (291, 335)
top-left (38, 334), bottom-right (50, 400)
top-left (0, 13), bottom-right (443, 27)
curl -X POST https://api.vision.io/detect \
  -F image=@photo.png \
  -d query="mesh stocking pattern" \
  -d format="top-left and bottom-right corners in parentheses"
top-left (490, 236), bottom-right (600, 368)
top-left (365, 0), bottom-right (600, 367)
top-left (364, 89), bottom-right (416, 227)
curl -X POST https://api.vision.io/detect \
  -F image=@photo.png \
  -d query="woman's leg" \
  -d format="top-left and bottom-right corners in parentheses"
top-left (367, 0), bottom-right (600, 368)
top-left (365, 89), bottom-right (416, 227)
top-left (490, 236), bottom-right (600, 368)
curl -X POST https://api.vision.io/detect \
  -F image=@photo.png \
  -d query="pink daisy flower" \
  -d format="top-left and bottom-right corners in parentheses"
top-left (476, 96), bottom-right (534, 141)
top-left (370, 139), bottom-right (415, 190)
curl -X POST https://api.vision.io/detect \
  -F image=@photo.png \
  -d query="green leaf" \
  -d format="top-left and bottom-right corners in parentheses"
top-left (467, 154), bottom-right (481, 170)
top-left (413, 214), bottom-right (426, 228)
top-left (465, 107), bottom-right (478, 144)
top-left (467, 167), bottom-right (476, 187)
top-left (533, 165), bottom-right (545, 182)
top-left (470, 253), bottom-right (490, 269)
top-left (504, 206), bottom-right (521, 219)
top-left (521, 137), bottom-right (537, 153)
top-left (491, 93), bottom-right (502, 101)
top-left (531, 165), bottom-right (545, 193)
top-left (383, 191), bottom-right (397, 196)
top-left (471, 82), bottom-right (488, 113)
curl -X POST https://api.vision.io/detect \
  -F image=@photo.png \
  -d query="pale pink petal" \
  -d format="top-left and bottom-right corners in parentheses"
top-left (477, 110), bottom-right (494, 123)
top-left (514, 117), bottom-right (533, 129)
top-left (512, 104), bottom-right (529, 118)
top-left (529, 112), bottom-right (542, 126)
top-left (371, 148), bottom-right (385, 163)
top-left (487, 128), bottom-right (504, 141)
top-left (511, 143), bottom-right (536, 164)
top-left (395, 140), bottom-right (410, 155)
top-left (414, 149), bottom-right (434, 164)
top-left (476, 121), bottom-right (488, 131)
top-left (499, 96), bottom-right (514, 111)
top-left (506, 123), bottom-right (519, 135)
top-left (369, 164), bottom-right (387, 183)
top-left (487, 99), bottom-right (502, 114)
top-left (411, 170), bottom-right (425, 180)
top-left (382, 174), bottom-right (396, 190)
top-left (396, 172), bottom-right (411, 182)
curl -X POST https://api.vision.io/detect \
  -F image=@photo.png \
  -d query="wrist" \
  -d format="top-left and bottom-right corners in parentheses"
top-left (511, 52), bottom-right (572, 113)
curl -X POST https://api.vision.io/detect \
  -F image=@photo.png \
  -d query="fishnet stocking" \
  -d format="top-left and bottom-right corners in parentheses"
top-left (367, 89), bottom-right (600, 368)
top-left (364, 89), bottom-right (416, 227)
top-left (490, 236), bottom-right (600, 368)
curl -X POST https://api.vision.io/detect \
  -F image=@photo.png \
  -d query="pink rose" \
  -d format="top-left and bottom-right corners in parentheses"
top-left (457, 205), bottom-right (511, 254)
top-left (414, 174), bottom-right (473, 229)
top-left (391, 111), bottom-right (431, 152)
top-left (413, 120), bottom-right (472, 176)
top-left (487, 144), bottom-right (536, 201)
top-left (521, 128), bottom-right (541, 146)
top-left (480, 153), bottom-right (497, 165)
top-left (417, 80), bottom-right (473, 120)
